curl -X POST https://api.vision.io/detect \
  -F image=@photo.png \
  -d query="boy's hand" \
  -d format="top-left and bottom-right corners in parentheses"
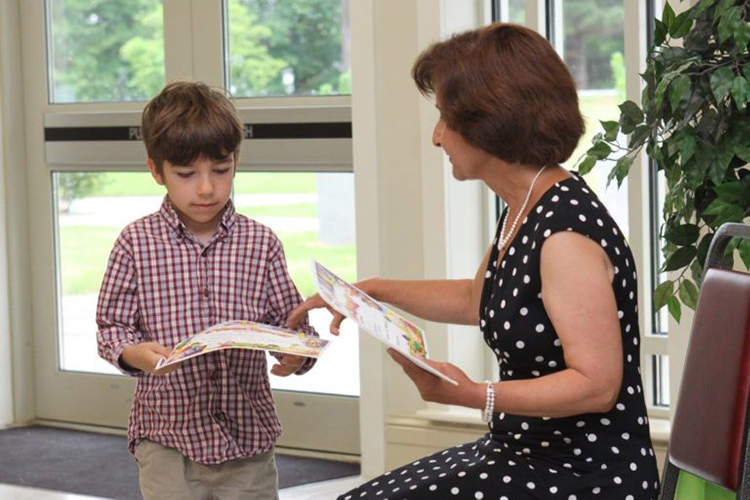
top-left (287, 294), bottom-right (347, 335)
top-left (120, 342), bottom-right (179, 375)
top-left (271, 354), bottom-right (308, 377)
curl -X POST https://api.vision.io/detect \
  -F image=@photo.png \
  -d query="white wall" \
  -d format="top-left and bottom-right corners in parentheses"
top-left (0, 0), bottom-right (34, 426)
top-left (351, 0), bottom-right (426, 475)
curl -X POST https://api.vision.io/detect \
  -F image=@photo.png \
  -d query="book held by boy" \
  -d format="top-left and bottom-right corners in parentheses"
top-left (310, 260), bottom-right (459, 385)
top-left (155, 320), bottom-right (329, 372)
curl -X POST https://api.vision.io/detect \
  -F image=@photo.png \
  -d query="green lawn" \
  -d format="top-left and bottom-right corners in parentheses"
top-left (95, 171), bottom-right (317, 196)
top-left (236, 203), bottom-right (317, 218)
top-left (59, 226), bottom-right (122, 295)
top-left (59, 225), bottom-right (356, 298)
top-left (234, 173), bottom-right (317, 194)
top-left (60, 170), bottom-right (355, 298)
top-left (96, 172), bottom-right (166, 196)
top-left (277, 230), bottom-right (357, 298)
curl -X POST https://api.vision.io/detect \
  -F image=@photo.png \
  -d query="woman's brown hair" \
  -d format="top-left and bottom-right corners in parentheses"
top-left (141, 80), bottom-right (244, 173)
top-left (413, 23), bottom-right (584, 166)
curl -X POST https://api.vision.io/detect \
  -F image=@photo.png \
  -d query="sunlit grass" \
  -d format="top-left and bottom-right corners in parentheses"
top-left (95, 171), bottom-right (317, 196)
top-left (59, 171), bottom-right (356, 298)
top-left (236, 203), bottom-right (317, 218)
top-left (59, 224), bottom-right (356, 298)
top-left (58, 226), bottom-right (122, 295)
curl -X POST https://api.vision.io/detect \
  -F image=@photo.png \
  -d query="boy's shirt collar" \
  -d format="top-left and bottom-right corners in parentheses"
top-left (158, 196), bottom-right (237, 242)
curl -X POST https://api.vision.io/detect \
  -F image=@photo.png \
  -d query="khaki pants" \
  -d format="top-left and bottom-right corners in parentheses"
top-left (134, 439), bottom-right (279, 500)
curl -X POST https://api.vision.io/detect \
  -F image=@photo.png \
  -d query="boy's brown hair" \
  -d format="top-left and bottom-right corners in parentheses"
top-left (141, 80), bottom-right (244, 174)
top-left (412, 23), bottom-right (584, 166)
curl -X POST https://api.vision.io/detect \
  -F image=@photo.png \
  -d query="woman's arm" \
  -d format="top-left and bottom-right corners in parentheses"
top-left (363, 278), bottom-right (475, 325)
top-left (391, 231), bottom-right (623, 418)
top-left (495, 230), bottom-right (622, 416)
top-left (287, 243), bottom-right (494, 331)
top-left (364, 242), bottom-right (492, 325)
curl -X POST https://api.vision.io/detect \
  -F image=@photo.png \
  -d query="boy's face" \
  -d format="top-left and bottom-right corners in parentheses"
top-left (148, 154), bottom-right (236, 237)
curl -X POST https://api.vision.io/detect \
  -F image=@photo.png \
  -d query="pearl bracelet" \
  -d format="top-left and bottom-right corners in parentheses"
top-left (481, 380), bottom-right (495, 423)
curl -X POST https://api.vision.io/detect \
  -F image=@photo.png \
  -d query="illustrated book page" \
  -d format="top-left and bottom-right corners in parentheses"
top-left (155, 320), bottom-right (329, 371)
top-left (311, 260), bottom-right (458, 385)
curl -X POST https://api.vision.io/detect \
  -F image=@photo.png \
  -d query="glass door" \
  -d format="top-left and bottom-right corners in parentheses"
top-left (26, 0), bottom-right (359, 455)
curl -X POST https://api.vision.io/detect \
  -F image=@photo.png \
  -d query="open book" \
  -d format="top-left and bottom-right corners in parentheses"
top-left (311, 260), bottom-right (458, 385)
top-left (155, 320), bottom-right (329, 372)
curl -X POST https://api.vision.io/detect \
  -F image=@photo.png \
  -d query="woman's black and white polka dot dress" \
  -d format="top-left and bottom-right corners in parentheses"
top-left (338, 175), bottom-right (660, 500)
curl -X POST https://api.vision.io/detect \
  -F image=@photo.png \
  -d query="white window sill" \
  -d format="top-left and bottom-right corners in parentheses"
top-left (649, 416), bottom-right (670, 445)
top-left (415, 406), bottom-right (484, 426)
top-left (412, 407), bottom-right (671, 445)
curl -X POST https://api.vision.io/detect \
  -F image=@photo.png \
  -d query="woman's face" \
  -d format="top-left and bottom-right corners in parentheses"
top-left (432, 108), bottom-right (493, 182)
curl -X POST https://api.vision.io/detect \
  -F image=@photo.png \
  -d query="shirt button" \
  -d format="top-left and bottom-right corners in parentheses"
top-left (203, 288), bottom-right (209, 297)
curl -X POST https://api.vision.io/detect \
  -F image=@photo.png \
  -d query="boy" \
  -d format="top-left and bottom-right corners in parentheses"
top-left (96, 80), bottom-right (315, 500)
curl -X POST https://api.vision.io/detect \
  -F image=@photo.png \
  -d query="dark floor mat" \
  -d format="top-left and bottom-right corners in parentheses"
top-left (0, 426), bottom-right (359, 499)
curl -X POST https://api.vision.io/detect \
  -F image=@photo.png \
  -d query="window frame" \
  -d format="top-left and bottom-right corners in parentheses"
top-left (645, 0), bottom-right (673, 414)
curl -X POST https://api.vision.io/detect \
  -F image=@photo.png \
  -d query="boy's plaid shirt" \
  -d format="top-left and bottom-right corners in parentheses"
top-left (96, 197), bottom-right (315, 464)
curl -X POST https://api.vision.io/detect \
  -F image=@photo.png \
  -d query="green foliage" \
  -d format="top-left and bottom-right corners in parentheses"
top-left (50, 0), bottom-right (348, 101)
top-left (50, 0), bottom-right (164, 102)
top-left (119, 4), bottom-right (166, 99)
top-left (578, 0), bottom-right (750, 322)
top-left (57, 172), bottom-right (109, 212)
top-left (563, 0), bottom-right (625, 89)
top-left (610, 51), bottom-right (626, 100)
top-left (231, 0), bottom-right (348, 96)
top-left (227, 0), bottom-right (288, 96)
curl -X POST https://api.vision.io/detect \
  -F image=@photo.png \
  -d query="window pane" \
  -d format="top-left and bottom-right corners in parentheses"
top-left (54, 172), bottom-right (163, 374)
top-left (226, 0), bottom-right (351, 97)
top-left (495, 0), bottom-right (526, 24)
top-left (557, 1), bottom-right (629, 236)
top-left (651, 355), bottom-right (670, 407)
top-left (47, 0), bottom-right (165, 103)
top-left (234, 172), bottom-right (359, 397)
top-left (55, 170), bottom-right (359, 397)
top-left (652, 171), bottom-right (669, 335)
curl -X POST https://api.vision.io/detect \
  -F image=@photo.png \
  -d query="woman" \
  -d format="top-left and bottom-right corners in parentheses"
top-left (288, 23), bottom-right (659, 499)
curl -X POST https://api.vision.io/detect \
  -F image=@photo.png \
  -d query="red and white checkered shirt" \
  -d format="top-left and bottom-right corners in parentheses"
top-left (96, 196), bottom-right (315, 464)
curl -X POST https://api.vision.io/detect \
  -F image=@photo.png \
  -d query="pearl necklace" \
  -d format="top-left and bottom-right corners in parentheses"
top-left (498, 165), bottom-right (547, 251)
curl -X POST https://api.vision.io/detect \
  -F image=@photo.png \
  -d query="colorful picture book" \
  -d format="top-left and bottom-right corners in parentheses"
top-left (155, 320), bottom-right (329, 372)
top-left (311, 260), bottom-right (458, 385)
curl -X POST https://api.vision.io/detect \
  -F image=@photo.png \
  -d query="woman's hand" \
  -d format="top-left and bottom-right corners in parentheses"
top-left (287, 278), bottom-right (380, 335)
top-left (287, 294), bottom-right (347, 335)
top-left (387, 349), bottom-right (484, 409)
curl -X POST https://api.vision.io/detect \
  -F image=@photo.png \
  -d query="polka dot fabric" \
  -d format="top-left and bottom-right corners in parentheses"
top-left (338, 176), bottom-right (659, 499)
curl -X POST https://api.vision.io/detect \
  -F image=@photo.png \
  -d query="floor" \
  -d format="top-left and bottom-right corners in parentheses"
top-left (0, 475), bottom-right (363, 499)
